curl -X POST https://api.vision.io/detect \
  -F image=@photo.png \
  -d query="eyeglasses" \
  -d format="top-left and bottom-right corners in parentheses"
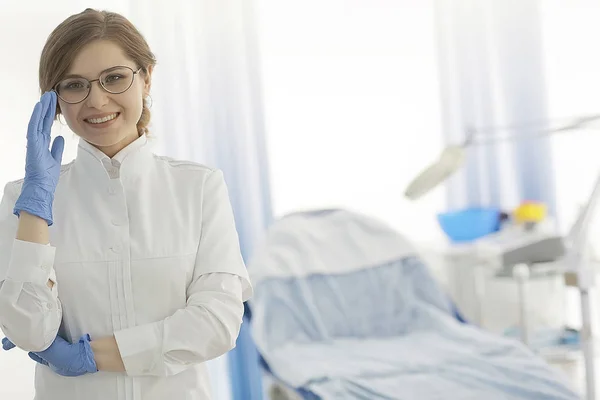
top-left (54, 66), bottom-right (143, 104)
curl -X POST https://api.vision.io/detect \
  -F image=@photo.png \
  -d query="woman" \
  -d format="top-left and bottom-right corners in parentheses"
top-left (0, 8), bottom-right (252, 400)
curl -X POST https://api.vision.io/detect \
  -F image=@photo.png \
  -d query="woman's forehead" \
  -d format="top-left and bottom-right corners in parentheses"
top-left (67, 40), bottom-right (136, 78)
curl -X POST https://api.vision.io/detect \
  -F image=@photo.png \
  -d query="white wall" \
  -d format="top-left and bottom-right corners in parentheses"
top-left (542, 0), bottom-right (600, 238)
top-left (0, 4), bottom-right (85, 187)
top-left (256, 0), bottom-right (447, 244)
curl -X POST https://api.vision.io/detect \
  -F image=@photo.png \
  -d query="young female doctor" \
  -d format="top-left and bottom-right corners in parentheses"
top-left (0, 8), bottom-right (252, 400)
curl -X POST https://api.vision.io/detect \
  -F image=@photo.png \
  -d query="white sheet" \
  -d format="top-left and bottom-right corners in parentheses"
top-left (248, 209), bottom-right (414, 285)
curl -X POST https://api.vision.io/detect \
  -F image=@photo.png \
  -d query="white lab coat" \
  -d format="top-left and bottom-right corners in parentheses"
top-left (0, 134), bottom-right (252, 400)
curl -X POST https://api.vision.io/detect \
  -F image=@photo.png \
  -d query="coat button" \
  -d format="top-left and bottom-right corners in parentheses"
top-left (110, 245), bottom-right (122, 253)
top-left (108, 187), bottom-right (117, 195)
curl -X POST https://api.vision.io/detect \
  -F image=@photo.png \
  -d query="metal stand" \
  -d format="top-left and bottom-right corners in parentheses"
top-left (513, 264), bottom-right (531, 346)
top-left (581, 287), bottom-right (596, 400)
top-left (566, 171), bottom-right (600, 400)
top-left (474, 263), bottom-right (486, 327)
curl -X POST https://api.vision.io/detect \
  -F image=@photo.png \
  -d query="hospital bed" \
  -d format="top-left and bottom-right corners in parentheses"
top-left (246, 209), bottom-right (580, 400)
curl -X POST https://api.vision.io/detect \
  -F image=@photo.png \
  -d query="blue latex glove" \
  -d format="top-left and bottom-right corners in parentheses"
top-left (1, 337), bottom-right (15, 350)
top-left (13, 91), bottom-right (65, 226)
top-left (2, 334), bottom-right (97, 377)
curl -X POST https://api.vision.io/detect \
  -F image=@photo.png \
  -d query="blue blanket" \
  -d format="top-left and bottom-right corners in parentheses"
top-left (250, 257), bottom-right (580, 399)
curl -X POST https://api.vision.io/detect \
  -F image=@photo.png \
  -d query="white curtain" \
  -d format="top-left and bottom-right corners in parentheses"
top-left (137, 1), bottom-right (270, 398)
top-left (0, 1), bottom-right (268, 398)
top-left (434, 0), bottom-right (556, 212)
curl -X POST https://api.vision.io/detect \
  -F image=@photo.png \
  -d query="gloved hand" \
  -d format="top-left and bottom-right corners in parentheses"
top-left (2, 334), bottom-right (97, 377)
top-left (13, 90), bottom-right (65, 226)
top-left (1, 337), bottom-right (15, 350)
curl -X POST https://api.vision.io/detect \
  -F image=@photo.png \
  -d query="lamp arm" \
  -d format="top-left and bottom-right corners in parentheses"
top-left (405, 114), bottom-right (600, 200)
top-left (469, 114), bottom-right (600, 146)
top-left (567, 170), bottom-right (600, 270)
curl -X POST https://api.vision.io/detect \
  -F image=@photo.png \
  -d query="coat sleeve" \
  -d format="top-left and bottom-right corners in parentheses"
top-left (114, 169), bottom-right (253, 377)
top-left (0, 182), bottom-right (62, 352)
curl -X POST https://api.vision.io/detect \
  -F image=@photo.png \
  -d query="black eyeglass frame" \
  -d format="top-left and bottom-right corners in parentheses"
top-left (53, 66), bottom-right (144, 104)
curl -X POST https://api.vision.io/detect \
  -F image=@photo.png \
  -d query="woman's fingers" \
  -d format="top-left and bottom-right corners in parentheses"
top-left (37, 92), bottom-right (52, 134)
top-left (28, 352), bottom-right (49, 366)
top-left (26, 101), bottom-right (43, 142)
top-left (27, 91), bottom-right (54, 142)
top-left (1, 337), bottom-right (15, 351)
top-left (50, 136), bottom-right (65, 164)
top-left (41, 91), bottom-right (57, 138)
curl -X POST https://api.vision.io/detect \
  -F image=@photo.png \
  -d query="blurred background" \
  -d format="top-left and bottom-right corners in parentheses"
top-left (2, 0), bottom-right (600, 399)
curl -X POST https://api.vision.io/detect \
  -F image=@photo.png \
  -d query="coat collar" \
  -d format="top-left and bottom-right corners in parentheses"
top-left (75, 134), bottom-right (154, 181)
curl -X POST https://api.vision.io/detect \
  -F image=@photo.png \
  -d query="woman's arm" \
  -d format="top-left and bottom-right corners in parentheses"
top-left (91, 335), bottom-right (126, 372)
top-left (16, 211), bottom-right (49, 244)
top-left (0, 183), bottom-right (62, 352)
top-left (0, 92), bottom-right (64, 351)
top-left (90, 273), bottom-right (243, 375)
top-left (16, 212), bottom-right (54, 289)
top-left (113, 273), bottom-right (244, 377)
top-left (91, 273), bottom-right (244, 375)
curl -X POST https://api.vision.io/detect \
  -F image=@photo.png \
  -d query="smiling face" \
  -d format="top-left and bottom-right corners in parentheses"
top-left (57, 40), bottom-right (152, 157)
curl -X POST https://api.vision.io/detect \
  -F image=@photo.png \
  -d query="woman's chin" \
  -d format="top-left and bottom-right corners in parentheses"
top-left (78, 129), bottom-right (140, 154)
top-left (80, 130), bottom-right (119, 144)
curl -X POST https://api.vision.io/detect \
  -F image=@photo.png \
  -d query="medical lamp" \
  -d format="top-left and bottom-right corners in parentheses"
top-left (404, 114), bottom-right (600, 400)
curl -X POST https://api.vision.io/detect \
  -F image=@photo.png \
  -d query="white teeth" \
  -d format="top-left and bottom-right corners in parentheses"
top-left (86, 113), bottom-right (118, 124)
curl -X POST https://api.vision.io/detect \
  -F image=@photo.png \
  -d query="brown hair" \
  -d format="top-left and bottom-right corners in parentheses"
top-left (39, 8), bottom-right (157, 136)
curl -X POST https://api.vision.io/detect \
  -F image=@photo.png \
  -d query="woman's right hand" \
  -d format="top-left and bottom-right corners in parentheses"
top-left (13, 91), bottom-right (65, 226)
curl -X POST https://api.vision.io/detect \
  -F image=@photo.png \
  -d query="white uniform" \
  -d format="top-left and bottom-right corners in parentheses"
top-left (0, 134), bottom-right (252, 400)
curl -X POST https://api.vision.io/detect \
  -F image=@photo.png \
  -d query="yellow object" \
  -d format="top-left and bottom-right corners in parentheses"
top-left (514, 201), bottom-right (546, 223)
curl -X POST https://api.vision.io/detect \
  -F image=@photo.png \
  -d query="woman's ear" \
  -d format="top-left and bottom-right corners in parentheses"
top-left (144, 65), bottom-right (154, 96)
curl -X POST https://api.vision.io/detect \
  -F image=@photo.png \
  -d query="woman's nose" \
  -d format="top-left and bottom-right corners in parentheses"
top-left (85, 81), bottom-right (109, 109)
